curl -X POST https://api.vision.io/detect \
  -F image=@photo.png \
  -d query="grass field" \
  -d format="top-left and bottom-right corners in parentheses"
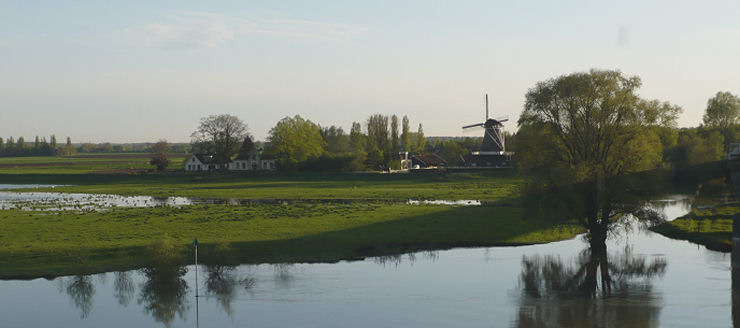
top-left (0, 153), bottom-right (187, 174)
top-left (0, 154), bottom-right (581, 278)
top-left (3, 170), bottom-right (524, 201)
top-left (0, 203), bottom-right (582, 278)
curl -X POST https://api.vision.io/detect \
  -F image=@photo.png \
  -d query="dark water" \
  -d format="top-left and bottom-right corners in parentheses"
top-left (0, 196), bottom-right (735, 327)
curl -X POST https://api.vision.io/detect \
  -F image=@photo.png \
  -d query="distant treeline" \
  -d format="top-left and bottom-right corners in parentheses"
top-left (0, 135), bottom-right (189, 157)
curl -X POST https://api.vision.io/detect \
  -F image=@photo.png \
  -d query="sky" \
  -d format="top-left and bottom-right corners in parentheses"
top-left (1, 1), bottom-right (739, 143)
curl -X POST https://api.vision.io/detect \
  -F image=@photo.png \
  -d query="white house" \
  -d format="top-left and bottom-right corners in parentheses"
top-left (229, 149), bottom-right (276, 171)
top-left (184, 154), bottom-right (221, 172)
top-left (185, 150), bottom-right (276, 172)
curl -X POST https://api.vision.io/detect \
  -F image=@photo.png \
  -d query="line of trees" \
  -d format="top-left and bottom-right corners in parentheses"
top-left (0, 135), bottom-right (192, 158)
top-left (0, 135), bottom-right (76, 157)
top-left (262, 114), bottom-right (428, 171)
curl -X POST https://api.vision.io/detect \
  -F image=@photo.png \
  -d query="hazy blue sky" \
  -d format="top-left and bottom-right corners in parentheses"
top-left (1, 1), bottom-right (739, 142)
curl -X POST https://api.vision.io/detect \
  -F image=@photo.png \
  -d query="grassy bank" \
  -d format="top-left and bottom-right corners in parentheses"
top-left (650, 205), bottom-right (737, 252)
top-left (650, 178), bottom-right (738, 252)
top-left (0, 203), bottom-right (582, 279)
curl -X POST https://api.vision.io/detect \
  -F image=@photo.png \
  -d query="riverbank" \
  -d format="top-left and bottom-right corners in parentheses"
top-left (651, 204), bottom-right (737, 252)
top-left (0, 203), bottom-right (582, 279)
top-left (650, 178), bottom-right (738, 252)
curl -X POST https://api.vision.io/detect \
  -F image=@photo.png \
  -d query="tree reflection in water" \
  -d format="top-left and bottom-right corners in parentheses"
top-left (516, 246), bottom-right (667, 328)
top-left (113, 271), bottom-right (135, 307)
top-left (137, 262), bottom-right (189, 327)
top-left (204, 264), bottom-right (256, 317)
top-left (58, 275), bottom-right (95, 319)
top-left (273, 263), bottom-right (295, 289)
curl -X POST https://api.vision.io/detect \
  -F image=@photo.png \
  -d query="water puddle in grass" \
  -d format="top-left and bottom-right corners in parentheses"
top-left (0, 192), bottom-right (195, 211)
top-left (0, 185), bottom-right (491, 210)
top-left (407, 199), bottom-right (482, 206)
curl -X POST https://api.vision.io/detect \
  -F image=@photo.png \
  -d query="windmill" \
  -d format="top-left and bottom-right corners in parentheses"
top-left (462, 94), bottom-right (508, 155)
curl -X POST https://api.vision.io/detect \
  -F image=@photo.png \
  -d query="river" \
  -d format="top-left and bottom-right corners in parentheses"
top-left (0, 195), bottom-right (735, 327)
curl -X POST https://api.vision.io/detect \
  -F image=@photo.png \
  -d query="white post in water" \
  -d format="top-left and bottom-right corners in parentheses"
top-left (193, 237), bottom-right (199, 297)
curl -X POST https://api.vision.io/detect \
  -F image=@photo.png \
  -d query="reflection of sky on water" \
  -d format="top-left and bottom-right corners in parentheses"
top-left (0, 191), bottom-right (194, 210)
top-left (0, 196), bottom-right (733, 327)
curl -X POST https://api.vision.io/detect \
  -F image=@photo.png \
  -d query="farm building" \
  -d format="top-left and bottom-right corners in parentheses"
top-left (185, 150), bottom-right (276, 172)
top-left (229, 149), bottom-right (276, 171)
top-left (184, 154), bottom-right (221, 172)
top-left (411, 154), bottom-right (446, 169)
top-left (397, 152), bottom-right (447, 170)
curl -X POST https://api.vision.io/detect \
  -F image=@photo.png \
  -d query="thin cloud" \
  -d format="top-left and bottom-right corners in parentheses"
top-left (119, 11), bottom-right (365, 49)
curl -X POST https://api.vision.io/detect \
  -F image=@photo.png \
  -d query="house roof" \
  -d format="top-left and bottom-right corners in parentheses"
top-left (411, 154), bottom-right (446, 166)
top-left (234, 153), bottom-right (251, 160)
top-left (192, 154), bottom-right (218, 164)
top-left (233, 149), bottom-right (274, 161)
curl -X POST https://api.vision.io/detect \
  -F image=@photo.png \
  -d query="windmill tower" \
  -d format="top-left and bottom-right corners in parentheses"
top-left (462, 94), bottom-right (508, 155)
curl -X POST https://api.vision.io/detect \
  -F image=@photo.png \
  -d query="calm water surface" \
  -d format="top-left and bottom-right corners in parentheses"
top-left (0, 197), bottom-right (735, 327)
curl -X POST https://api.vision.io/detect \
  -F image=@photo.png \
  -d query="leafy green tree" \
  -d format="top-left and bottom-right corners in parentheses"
top-left (320, 125), bottom-right (349, 154)
top-left (390, 115), bottom-right (399, 153)
top-left (401, 115), bottom-right (411, 152)
top-left (348, 122), bottom-right (368, 170)
top-left (50, 135), bottom-right (57, 149)
top-left (416, 124), bottom-right (425, 153)
top-left (60, 136), bottom-right (76, 156)
top-left (190, 114), bottom-right (249, 169)
top-left (703, 91), bottom-right (740, 148)
top-left (15, 136), bottom-right (26, 155)
top-left (349, 122), bottom-right (365, 152)
top-left (239, 135), bottom-right (256, 154)
top-left (265, 115), bottom-right (325, 169)
top-left (0, 137), bottom-right (4, 154)
top-left (517, 69), bottom-right (680, 250)
top-left (437, 140), bottom-right (467, 165)
top-left (518, 69), bottom-right (677, 186)
top-left (149, 140), bottom-right (171, 171)
top-left (366, 114), bottom-right (390, 169)
top-left (675, 129), bottom-right (725, 166)
top-left (34, 136), bottom-right (40, 150)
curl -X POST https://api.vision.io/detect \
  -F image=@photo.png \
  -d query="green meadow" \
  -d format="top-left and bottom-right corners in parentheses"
top-left (0, 203), bottom-right (582, 278)
top-left (0, 154), bottom-right (186, 174)
top-left (0, 157), bottom-right (586, 278)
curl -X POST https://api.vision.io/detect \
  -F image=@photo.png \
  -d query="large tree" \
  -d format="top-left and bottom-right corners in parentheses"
top-left (239, 135), bottom-right (256, 154)
top-left (366, 114), bottom-right (390, 169)
top-left (320, 125), bottom-right (349, 154)
top-left (517, 69), bottom-right (681, 249)
top-left (149, 140), bottom-right (171, 172)
top-left (703, 91), bottom-right (740, 148)
top-left (390, 115), bottom-right (399, 153)
top-left (190, 114), bottom-right (249, 169)
top-left (415, 124), bottom-right (425, 153)
top-left (349, 122), bottom-right (365, 153)
top-left (517, 69), bottom-right (678, 185)
top-left (401, 115), bottom-right (411, 152)
top-left (265, 115), bottom-right (325, 169)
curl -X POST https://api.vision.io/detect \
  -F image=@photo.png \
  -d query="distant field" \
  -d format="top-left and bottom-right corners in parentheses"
top-left (6, 170), bottom-right (523, 201)
top-left (0, 153), bottom-right (187, 174)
